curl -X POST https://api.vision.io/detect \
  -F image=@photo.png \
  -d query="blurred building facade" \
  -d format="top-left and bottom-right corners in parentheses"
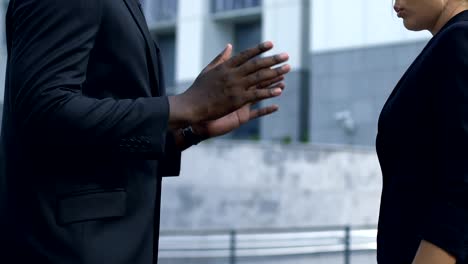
top-left (140, 0), bottom-right (431, 145)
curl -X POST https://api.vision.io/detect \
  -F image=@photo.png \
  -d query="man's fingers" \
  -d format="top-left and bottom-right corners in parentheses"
top-left (239, 53), bottom-right (289, 75)
top-left (270, 82), bottom-right (286, 90)
top-left (247, 86), bottom-right (283, 102)
top-left (249, 105), bottom-right (279, 120)
top-left (257, 80), bottom-right (285, 92)
top-left (257, 75), bottom-right (285, 89)
top-left (245, 64), bottom-right (291, 87)
top-left (247, 82), bottom-right (284, 107)
top-left (228, 41), bottom-right (274, 67)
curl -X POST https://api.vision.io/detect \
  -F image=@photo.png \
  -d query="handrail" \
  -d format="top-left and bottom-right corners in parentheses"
top-left (159, 225), bottom-right (377, 260)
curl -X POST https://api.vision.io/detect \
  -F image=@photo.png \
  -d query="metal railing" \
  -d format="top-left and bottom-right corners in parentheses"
top-left (212, 0), bottom-right (262, 13)
top-left (159, 225), bottom-right (377, 264)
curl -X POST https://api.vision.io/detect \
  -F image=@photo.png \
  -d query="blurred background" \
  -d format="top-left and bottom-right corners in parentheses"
top-left (0, 0), bottom-right (432, 263)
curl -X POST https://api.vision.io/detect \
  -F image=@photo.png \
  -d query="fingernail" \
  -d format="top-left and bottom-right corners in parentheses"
top-left (262, 41), bottom-right (273, 49)
top-left (272, 88), bottom-right (282, 95)
top-left (279, 53), bottom-right (289, 60)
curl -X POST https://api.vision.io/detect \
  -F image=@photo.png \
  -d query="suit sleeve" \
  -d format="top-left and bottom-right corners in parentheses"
top-left (153, 40), bottom-right (181, 176)
top-left (421, 25), bottom-right (468, 261)
top-left (7, 0), bottom-right (172, 159)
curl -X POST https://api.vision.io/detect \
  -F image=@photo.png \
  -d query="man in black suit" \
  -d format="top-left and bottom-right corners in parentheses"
top-left (0, 0), bottom-right (290, 263)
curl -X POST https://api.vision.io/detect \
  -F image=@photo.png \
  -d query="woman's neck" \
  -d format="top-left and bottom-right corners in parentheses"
top-left (430, 2), bottom-right (468, 35)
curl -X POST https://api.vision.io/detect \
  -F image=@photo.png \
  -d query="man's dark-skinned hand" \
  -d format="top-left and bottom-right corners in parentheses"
top-left (168, 41), bottom-right (291, 130)
top-left (191, 44), bottom-right (287, 139)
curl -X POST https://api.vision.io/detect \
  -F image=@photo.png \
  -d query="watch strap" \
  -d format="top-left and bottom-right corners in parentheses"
top-left (181, 126), bottom-right (208, 146)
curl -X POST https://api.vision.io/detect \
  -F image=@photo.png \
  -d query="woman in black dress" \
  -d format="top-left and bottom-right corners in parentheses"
top-left (377, 0), bottom-right (468, 263)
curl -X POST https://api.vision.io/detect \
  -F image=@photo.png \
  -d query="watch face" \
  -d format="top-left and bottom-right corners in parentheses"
top-left (182, 126), bottom-right (202, 145)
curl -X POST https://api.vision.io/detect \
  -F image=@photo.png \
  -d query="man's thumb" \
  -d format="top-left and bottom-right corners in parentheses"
top-left (208, 44), bottom-right (233, 68)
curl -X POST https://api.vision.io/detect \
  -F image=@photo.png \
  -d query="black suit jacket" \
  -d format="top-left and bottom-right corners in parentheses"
top-left (377, 11), bottom-right (468, 264)
top-left (0, 0), bottom-right (181, 263)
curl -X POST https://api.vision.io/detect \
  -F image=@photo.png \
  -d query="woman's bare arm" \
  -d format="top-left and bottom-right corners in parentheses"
top-left (412, 240), bottom-right (456, 264)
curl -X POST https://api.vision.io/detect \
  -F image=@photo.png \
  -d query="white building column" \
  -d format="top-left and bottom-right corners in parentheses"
top-left (260, 0), bottom-right (310, 142)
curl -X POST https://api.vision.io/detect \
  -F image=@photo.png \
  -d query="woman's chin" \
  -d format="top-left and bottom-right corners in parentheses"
top-left (403, 20), bottom-right (426, 32)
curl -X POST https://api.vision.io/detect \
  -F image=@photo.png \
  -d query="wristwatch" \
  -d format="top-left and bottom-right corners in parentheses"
top-left (181, 126), bottom-right (208, 146)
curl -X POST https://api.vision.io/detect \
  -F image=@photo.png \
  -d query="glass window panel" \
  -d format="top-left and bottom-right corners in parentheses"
top-left (144, 0), bottom-right (179, 23)
top-left (156, 34), bottom-right (177, 95)
top-left (152, 0), bottom-right (178, 22)
top-left (230, 21), bottom-right (262, 139)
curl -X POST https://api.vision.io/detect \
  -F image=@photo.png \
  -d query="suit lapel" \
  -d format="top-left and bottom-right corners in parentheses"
top-left (123, 0), bottom-right (161, 96)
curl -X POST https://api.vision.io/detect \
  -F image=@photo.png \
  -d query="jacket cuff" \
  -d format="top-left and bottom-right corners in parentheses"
top-left (117, 96), bottom-right (170, 159)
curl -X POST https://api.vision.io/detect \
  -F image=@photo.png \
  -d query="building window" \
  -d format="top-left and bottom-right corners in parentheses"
top-left (150, 0), bottom-right (178, 23)
top-left (230, 21), bottom-right (262, 139)
top-left (212, 0), bottom-right (262, 13)
top-left (155, 33), bottom-right (177, 95)
top-left (3, 0), bottom-right (9, 47)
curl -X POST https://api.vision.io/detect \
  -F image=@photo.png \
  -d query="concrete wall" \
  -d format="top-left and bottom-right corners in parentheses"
top-left (309, 41), bottom-right (427, 146)
top-left (160, 140), bottom-right (382, 230)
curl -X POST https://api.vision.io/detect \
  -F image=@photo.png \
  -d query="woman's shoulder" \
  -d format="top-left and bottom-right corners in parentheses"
top-left (418, 20), bottom-right (468, 68)
top-left (433, 21), bottom-right (468, 51)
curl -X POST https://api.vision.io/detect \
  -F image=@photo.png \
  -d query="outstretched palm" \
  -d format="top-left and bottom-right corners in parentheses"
top-left (192, 44), bottom-right (285, 138)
